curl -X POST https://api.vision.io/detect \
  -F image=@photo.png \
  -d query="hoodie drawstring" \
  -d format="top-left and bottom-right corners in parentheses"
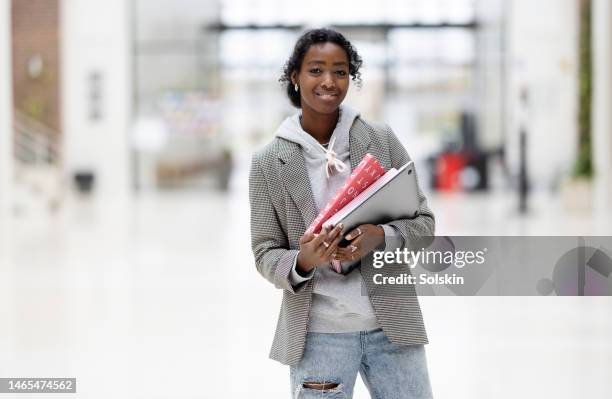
top-left (318, 136), bottom-right (346, 179)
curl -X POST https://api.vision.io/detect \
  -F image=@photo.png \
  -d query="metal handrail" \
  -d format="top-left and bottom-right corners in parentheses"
top-left (14, 110), bottom-right (60, 139)
top-left (12, 112), bottom-right (61, 165)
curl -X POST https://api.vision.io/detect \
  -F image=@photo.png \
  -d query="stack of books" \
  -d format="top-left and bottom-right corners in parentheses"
top-left (307, 154), bottom-right (421, 272)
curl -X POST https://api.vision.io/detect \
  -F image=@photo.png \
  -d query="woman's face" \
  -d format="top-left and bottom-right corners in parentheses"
top-left (293, 42), bottom-right (350, 115)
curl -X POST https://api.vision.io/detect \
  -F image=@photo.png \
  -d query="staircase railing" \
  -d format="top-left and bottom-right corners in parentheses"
top-left (13, 110), bottom-right (61, 166)
top-left (11, 111), bottom-right (63, 213)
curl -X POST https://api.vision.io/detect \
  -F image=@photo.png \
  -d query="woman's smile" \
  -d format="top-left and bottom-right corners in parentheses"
top-left (315, 91), bottom-right (340, 101)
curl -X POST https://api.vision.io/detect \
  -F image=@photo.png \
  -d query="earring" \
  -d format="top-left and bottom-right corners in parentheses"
top-left (294, 83), bottom-right (299, 92)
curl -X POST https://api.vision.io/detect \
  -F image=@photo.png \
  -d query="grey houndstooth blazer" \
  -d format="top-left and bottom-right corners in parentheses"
top-left (249, 117), bottom-right (435, 366)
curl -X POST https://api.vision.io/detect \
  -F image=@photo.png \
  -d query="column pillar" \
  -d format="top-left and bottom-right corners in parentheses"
top-left (592, 0), bottom-right (612, 212)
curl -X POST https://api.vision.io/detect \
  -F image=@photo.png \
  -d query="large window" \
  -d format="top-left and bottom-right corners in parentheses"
top-left (220, 0), bottom-right (475, 26)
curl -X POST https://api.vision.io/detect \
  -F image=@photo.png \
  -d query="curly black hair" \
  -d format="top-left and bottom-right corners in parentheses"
top-left (279, 28), bottom-right (363, 108)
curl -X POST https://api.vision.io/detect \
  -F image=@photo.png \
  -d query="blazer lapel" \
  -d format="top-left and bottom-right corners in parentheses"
top-left (277, 118), bottom-right (371, 230)
top-left (349, 119), bottom-right (371, 171)
top-left (278, 139), bottom-right (318, 229)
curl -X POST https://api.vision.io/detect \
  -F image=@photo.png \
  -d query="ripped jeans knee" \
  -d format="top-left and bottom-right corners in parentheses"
top-left (294, 378), bottom-right (347, 398)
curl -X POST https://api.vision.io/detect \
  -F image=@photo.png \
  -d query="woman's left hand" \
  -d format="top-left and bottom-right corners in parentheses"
top-left (333, 224), bottom-right (385, 262)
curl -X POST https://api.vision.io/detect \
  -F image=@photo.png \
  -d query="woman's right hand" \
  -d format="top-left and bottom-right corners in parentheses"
top-left (296, 224), bottom-right (344, 274)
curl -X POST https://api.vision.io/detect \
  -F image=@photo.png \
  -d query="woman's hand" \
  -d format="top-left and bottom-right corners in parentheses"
top-left (333, 224), bottom-right (385, 262)
top-left (296, 224), bottom-right (345, 273)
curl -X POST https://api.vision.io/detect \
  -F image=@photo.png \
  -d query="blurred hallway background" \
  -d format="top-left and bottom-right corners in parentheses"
top-left (1, 0), bottom-right (612, 398)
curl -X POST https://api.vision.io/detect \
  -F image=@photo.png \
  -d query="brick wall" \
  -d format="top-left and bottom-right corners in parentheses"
top-left (11, 0), bottom-right (61, 136)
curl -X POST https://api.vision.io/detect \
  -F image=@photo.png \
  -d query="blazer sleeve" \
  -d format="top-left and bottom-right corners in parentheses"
top-left (249, 154), bottom-right (309, 294)
top-left (383, 125), bottom-right (436, 247)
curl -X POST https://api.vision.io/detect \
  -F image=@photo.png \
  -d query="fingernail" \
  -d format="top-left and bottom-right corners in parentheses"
top-left (346, 234), bottom-right (352, 240)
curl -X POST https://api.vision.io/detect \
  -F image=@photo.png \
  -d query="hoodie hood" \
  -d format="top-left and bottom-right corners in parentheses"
top-left (276, 104), bottom-right (360, 177)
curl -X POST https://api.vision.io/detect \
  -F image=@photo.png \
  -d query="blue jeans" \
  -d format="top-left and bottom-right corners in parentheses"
top-left (290, 328), bottom-right (433, 399)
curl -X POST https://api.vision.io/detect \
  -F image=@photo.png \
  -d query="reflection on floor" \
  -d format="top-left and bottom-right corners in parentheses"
top-left (1, 185), bottom-right (611, 399)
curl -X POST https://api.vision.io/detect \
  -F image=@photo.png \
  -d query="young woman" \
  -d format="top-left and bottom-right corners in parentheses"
top-left (249, 28), bottom-right (435, 399)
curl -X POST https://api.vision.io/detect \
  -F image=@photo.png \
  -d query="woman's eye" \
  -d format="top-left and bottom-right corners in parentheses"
top-left (309, 68), bottom-right (321, 74)
top-left (336, 70), bottom-right (347, 76)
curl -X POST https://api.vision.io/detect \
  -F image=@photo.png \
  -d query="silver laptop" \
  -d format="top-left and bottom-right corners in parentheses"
top-left (323, 161), bottom-right (421, 241)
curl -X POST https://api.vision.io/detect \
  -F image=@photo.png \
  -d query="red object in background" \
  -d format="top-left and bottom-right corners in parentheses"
top-left (436, 152), bottom-right (465, 191)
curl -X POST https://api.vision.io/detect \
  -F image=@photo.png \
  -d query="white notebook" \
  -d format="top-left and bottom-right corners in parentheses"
top-left (322, 161), bottom-right (420, 234)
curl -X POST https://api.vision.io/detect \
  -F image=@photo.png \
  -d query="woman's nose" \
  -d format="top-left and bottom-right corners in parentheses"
top-left (321, 73), bottom-right (335, 89)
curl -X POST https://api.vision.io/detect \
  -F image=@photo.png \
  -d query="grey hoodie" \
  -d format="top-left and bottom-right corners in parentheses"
top-left (276, 105), bottom-right (399, 333)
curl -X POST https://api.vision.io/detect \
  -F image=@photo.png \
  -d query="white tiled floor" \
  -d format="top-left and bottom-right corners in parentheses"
top-left (1, 181), bottom-right (611, 398)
